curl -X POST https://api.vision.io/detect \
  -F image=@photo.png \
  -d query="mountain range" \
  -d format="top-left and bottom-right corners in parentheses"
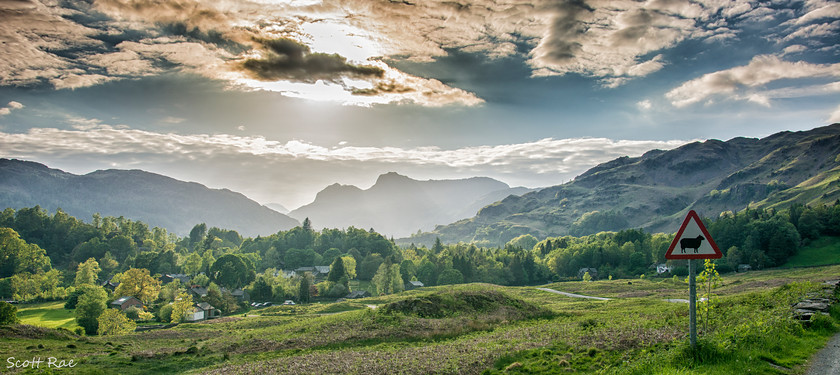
top-left (405, 124), bottom-right (840, 247)
top-left (289, 172), bottom-right (532, 237)
top-left (0, 159), bottom-right (299, 237)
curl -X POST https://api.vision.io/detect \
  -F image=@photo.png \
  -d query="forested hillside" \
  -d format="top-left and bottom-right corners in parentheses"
top-left (418, 124), bottom-right (840, 246)
top-left (2, 201), bottom-right (838, 307)
top-left (0, 159), bottom-right (299, 237)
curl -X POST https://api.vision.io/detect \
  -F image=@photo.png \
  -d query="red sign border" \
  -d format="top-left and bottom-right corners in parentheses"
top-left (665, 210), bottom-right (722, 260)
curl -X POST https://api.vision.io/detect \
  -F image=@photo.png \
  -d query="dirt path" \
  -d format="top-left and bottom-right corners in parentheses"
top-left (536, 288), bottom-right (705, 304)
top-left (535, 287), bottom-right (611, 301)
top-left (806, 331), bottom-right (840, 375)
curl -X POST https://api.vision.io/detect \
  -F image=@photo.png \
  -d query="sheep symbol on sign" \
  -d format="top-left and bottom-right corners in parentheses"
top-left (680, 235), bottom-right (705, 253)
top-left (665, 210), bottom-right (722, 260)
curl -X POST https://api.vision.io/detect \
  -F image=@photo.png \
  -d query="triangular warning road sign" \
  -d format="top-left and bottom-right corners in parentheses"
top-left (665, 210), bottom-right (722, 260)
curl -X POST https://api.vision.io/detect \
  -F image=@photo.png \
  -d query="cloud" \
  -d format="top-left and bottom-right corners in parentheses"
top-left (0, 101), bottom-right (24, 116)
top-left (0, 122), bottom-right (689, 188)
top-left (239, 37), bottom-right (384, 82)
top-left (666, 55), bottom-right (840, 107)
top-left (829, 104), bottom-right (840, 124)
top-left (0, 124), bottom-right (687, 170)
top-left (637, 100), bottom-right (652, 111)
top-left (0, 123), bottom-right (691, 205)
top-left (1, 0), bottom-right (835, 103)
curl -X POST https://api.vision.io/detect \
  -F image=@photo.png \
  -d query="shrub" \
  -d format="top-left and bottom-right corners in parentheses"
top-left (0, 301), bottom-right (19, 325)
top-left (124, 306), bottom-right (141, 320)
top-left (158, 304), bottom-right (173, 323)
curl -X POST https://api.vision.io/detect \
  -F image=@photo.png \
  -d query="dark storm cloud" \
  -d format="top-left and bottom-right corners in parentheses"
top-left (240, 38), bottom-right (384, 83)
top-left (537, 0), bottom-right (593, 65)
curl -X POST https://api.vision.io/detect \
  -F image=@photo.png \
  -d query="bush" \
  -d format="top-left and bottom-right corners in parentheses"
top-left (0, 301), bottom-right (19, 325)
top-left (124, 306), bottom-right (141, 320)
top-left (715, 263), bottom-right (733, 274)
top-left (672, 266), bottom-right (688, 277)
top-left (158, 304), bottom-right (173, 323)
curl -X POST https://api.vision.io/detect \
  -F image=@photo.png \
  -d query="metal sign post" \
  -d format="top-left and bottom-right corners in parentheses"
top-left (665, 210), bottom-right (721, 348)
top-left (688, 259), bottom-right (696, 348)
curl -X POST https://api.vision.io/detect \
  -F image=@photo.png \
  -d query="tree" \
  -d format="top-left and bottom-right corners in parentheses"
top-left (399, 260), bottom-right (416, 284)
top-left (75, 258), bottom-right (101, 287)
top-left (210, 254), bottom-right (256, 289)
top-left (0, 228), bottom-right (51, 278)
top-left (582, 271), bottom-right (592, 282)
top-left (327, 256), bottom-right (347, 283)
top-left (97, 308), bottom-right (136, 335)
top-left (697, 259), bottom-right (722, 334)
top-left (416, 260), bottom-right (438, 287)
top-left (158, 279), bottom-right (182, 303)
top-left (507, 234), bottom-right (538, 251)
top-left (341, 256), bottom-right (357, 279)
top-left (249, 276), bottom-right (273, 302)
top-left (432, 237), bottom-right (444, 253)
top-left (181, 252), bottom-right (203, 276)
top-left (99, 251), bottom-right (119, 278)
top-left (372, 261), bottom-right (403, 295)
top-left (113, 268), bottom-right (162, 305)
top-left (189, 223), bottom-right (207, 247)
top-left (436, 268), bottom-right (464, 285)
top-left (158, 304), bottom-right (173, 322)
top-left (0, 301), bottom-right (19, 325)
top-left (192, 273), bottom-right (210, 287)
top-left (75, 284), bottom-right (108, 335)
top-left (321, 248), bottom-right (342, 266)
top-left (284, 248), bottom-right (318, 270)
top-left (298, 275), bottom-right (311, 303)
top-left (358, 253), bottom-right (384, 281)
top-left (170, 292), bottom-right (194, 323)
top-left (201, 250), bottom-right (215, 274)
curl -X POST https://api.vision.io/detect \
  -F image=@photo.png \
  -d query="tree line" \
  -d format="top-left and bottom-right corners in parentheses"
top-left (1, 201), bottom-right (839, 331)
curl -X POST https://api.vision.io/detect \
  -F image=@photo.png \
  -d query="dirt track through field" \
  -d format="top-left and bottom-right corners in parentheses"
top-left (535, 287), bottom-right (611, 300)
top-left (536, 287), bottom-right (706, 303)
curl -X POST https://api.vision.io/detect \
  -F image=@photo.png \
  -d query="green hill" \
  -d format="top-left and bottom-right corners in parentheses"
top-left (410, 124), bottom-right (840, 246)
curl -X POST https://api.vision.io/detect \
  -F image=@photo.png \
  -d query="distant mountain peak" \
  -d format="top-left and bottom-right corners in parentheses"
top-left (0, 159), bottom-right (299, 236)
top-left (290, 172), bottom-right (528, 237)
top-left (375, 172), bottom-right (415, 184)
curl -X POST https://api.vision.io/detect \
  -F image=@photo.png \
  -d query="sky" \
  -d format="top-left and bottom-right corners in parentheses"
top-left (1, 0), bottom-right (838, 210)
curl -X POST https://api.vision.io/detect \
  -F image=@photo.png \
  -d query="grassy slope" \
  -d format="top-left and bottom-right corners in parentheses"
top-left (16, 301), bottom-right (79, 330)
top-left (781, 236), bottom-right (840, 269)
top-left (4, 266), bottom-right (839, 374)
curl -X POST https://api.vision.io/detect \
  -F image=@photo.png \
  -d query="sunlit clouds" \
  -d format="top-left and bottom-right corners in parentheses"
top-left (666, 55), bottom-right (840, 107)
top-left (2, 0), bottom-right (837, 107)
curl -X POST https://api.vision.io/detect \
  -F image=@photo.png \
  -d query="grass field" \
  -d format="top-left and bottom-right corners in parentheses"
top-left (782, 236), bottom-right (840, 268)
top-left (3, 265), bottom-right (839, 374)
top-left (15, 301), bottom-right (79, 330)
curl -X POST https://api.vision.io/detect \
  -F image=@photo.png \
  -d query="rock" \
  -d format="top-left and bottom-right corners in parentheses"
top-left (794, 301), bottom-right (831, 312)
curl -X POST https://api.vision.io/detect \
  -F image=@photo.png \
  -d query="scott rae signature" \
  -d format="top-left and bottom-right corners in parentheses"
top-left (6, 356), bottom-right (77, 369)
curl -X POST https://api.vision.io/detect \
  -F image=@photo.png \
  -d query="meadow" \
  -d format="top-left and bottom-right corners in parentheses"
top-left (3, 264), bottom-right (839, 374)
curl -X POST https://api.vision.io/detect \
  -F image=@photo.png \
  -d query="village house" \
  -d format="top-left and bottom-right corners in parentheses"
top-left (100, 277), bottom-right (119, 291)
top-left (220, 287), bottom-right (250, 302)
top-left (160, 274), bottom-right (191, 285)
top-left (405, 280), bottom-right (424, 290)
top-left (188, 286), bottom-right (208, 300)
top-left (345, 290), bottom-right (371, 299)
top-left (184, 302), bottom-right (220, 322)
top-left (110, 296), bottom-right (143, 311)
